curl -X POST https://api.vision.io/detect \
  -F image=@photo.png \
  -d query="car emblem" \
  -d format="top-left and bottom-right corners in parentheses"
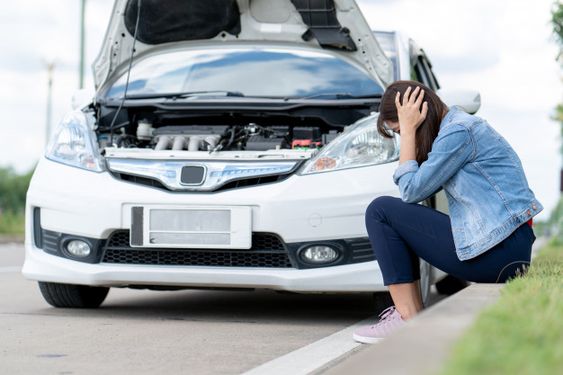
top-left (180, 165), bottom-right (206, 186)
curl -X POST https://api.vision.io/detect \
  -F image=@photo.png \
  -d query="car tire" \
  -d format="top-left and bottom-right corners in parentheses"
top-left (372, 291), bottom-right (394, 313)
top-left (435, 275), bottom-right (468, 295)
top-left (38, 282), bottom-right (109, 308)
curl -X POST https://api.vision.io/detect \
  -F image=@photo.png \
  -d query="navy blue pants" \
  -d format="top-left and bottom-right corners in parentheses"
top-left (365, 196), bottom-right (535, 285)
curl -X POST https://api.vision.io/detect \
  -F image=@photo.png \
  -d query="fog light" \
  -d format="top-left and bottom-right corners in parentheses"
top-left (300, 245), bottom-right (339, 264)
top-left (66, 240), bottom-right (91, 257)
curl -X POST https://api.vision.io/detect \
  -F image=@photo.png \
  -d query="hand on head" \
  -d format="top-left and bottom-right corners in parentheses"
top-left (395, 86), bottom-right (428, 136)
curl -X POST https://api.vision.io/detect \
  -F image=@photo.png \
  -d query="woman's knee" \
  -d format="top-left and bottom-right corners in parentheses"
top-left (365, 196), bottom-right (402, 222)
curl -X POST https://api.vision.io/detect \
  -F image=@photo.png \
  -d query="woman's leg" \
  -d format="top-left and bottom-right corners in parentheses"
top-left (388, 282), bottom-right (423, 319)
top-left (365, 196), bottom-right (447, 318)
top-left (364, 196), bottom-right (534, 318)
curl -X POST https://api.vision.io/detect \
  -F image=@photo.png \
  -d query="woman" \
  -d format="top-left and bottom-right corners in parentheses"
top-left (353, 80), bottom-right (542, 343)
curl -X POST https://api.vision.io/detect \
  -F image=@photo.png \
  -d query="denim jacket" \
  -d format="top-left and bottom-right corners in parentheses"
top-left (393, 106), bottom-right (543, 261)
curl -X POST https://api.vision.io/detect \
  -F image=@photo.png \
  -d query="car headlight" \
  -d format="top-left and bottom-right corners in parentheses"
top-left (298, 114), bottom-right (399, 175)
top-left (45, 110), bottom-right (105, 172)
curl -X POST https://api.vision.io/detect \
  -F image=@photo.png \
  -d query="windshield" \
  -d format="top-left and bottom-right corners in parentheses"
top-left (105, 46), bottom-right (384, 100)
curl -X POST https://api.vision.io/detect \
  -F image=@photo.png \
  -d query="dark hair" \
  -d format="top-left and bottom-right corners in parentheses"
top-left (376, 80), bottom-right (448, 165)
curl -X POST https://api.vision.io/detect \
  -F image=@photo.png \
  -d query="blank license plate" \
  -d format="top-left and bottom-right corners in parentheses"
top-left (130, 205), bottom-right (251, 249)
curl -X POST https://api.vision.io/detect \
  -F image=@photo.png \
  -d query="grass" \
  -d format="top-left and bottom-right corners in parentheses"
top-left (441, 238), bottom-right (563, 375)
top-left (0, 210), bottom-right (25, 235)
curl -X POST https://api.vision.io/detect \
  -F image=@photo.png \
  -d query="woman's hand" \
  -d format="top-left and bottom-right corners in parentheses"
top-left (395, 86), bottom-right (428, 136)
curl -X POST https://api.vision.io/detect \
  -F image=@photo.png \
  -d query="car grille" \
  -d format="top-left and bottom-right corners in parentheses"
top-left (41, 230), bottom-right (60, 255)
top-left (112, 172), bottom-right (293, 192)
top-left (101, 230), bottom-right (293, 268)
top-left (347, 238), bottom-right (376, 263)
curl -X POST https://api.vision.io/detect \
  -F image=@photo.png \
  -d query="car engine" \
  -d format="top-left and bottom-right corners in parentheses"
top-left (98, 119), bottom-right (340, 153)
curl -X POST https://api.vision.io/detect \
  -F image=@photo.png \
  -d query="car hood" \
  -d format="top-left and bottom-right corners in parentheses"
top-left (92, 0), bottom-right (393, 89)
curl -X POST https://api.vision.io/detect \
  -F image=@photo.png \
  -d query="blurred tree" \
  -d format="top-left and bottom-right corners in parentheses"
top-left (552, 1), bottom-right (563, 46)
top-left (0, 166), bottom-right (34, 213)
top-left (551, 1), bottom-right (563, 239)
top-left (552, 1), bottom-right (562, 140)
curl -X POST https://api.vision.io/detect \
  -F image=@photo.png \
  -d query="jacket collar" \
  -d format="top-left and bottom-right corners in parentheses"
top-left (439, 105), bottom-right (459, 130)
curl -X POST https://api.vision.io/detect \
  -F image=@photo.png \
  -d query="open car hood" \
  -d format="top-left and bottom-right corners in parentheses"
top-left (93, 0), bottom-right (393, 89)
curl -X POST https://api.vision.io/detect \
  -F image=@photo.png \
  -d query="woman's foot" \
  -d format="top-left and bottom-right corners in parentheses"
top-left (352, 306), bottom-right (406, 343)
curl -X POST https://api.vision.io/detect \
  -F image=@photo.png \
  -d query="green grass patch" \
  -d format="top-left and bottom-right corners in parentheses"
top-left (441, 239), bottom-right (563, 375)
top-left (0, 210), bottom-right (25, 235)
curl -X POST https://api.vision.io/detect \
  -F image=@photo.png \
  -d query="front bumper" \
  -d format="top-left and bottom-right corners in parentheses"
top-left (22, 246), bottom-right (386, 292)
top-left (23, 157), bottom-right (399, 291)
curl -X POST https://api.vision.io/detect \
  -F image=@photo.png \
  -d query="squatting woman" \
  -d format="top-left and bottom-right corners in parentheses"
top-left (353, 80), bottom-right (542, 343)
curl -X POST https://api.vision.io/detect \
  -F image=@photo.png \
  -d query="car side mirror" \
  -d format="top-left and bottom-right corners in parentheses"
top-left (71, 88), bottom-right (94, 110)
top-left (437, 88), bottom-right (481, 114)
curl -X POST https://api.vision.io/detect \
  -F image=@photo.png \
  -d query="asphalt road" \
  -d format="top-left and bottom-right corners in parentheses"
top-left (0, 242), bottom-right (444, 375)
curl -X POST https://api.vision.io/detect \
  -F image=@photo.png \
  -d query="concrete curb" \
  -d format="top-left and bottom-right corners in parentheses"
top-left (318, 284), bottom-right (503, 375)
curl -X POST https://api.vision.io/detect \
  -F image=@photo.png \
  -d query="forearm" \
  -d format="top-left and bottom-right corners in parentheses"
top-left (393, 127), bottom-right (474, 203)
top-left (399, 132), bottom-right (417, 164)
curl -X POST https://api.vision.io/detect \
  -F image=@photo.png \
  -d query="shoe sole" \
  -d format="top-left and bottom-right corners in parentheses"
top-left (352, 333), bottom-right (383, 344)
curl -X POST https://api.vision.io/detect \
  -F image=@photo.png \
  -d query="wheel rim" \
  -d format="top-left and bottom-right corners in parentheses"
top-left (420, 259), bottom-right (431, 306)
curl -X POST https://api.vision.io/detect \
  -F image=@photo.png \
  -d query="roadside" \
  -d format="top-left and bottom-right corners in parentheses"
top-left (319, 236), bottom-right (554, 375)
top-left (4, 230), bottom-right (554, 374)
top-left (440, 239), bottom-right (562, 375)
top-left (320, 283), bottom-right (502, 375)
top-left (0, 234), bottom-right (24, 244)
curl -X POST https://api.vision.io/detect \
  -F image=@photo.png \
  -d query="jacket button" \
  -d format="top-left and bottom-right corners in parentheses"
top-left (527, 209), bottom-right (531, 216)
top-left (532, 204), bottom-right (537, 210)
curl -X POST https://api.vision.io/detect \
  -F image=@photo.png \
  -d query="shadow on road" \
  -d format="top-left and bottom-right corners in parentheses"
top-left (31, 288), bottom-right (378, 325)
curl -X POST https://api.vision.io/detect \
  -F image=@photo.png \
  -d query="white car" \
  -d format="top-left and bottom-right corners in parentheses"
top-left (23, 0), bottom-right (480, 308)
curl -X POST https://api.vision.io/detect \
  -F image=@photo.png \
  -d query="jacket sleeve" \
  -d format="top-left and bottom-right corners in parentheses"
top-left (393, 126), bottom-right (474, 203)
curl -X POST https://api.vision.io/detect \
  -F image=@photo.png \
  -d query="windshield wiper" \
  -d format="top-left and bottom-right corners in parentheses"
top-left (103, 91), bottom-right (381, 103)
top-left (121, 90), bottom-right (246, 100)
top-left (282, 93), bottom-right (382, 100)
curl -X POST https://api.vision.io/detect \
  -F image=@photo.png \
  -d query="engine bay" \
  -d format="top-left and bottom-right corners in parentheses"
top-left (95, 110), bottom-right (347, 157)
top-left (91, 91), bottom-right (381, 164)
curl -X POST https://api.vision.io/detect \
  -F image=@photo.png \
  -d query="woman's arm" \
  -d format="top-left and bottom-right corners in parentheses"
top-left (393, 127), bottom-right (474, 203)
top-left (392, 86), bottom-right (474, 203)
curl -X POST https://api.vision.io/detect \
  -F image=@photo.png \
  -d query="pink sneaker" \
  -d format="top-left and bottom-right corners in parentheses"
top-left (353, 306), bottom-right (406, 343)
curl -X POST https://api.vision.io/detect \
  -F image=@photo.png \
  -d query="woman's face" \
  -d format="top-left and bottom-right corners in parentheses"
top-left (384, 120), bottom-right (400, 135)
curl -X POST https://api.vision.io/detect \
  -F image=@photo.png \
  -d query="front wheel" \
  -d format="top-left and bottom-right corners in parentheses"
top-left (38, 282), bottom-right (109, 308)
top-left (372, 291), bottom-right (394, 313)
top-left (419, 259), bottom-right (432, 306)
top-left (435, 275), bottom-right (468, 295)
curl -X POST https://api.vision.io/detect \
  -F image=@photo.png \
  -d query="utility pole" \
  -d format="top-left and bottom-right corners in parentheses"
top-left (79, 0), bottom-right (87, 88)
top-left (45, 62), bottom-right (56, 148)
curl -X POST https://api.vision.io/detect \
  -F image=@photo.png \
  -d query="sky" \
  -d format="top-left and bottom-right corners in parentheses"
top-left (0, 0), bottom-right (560, 220)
